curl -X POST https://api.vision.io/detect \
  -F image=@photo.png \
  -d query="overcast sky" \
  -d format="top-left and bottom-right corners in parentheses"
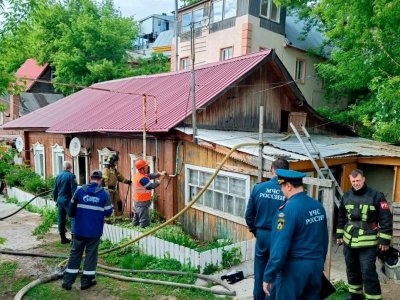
top-left (113, 0), bottom-right (183, 21)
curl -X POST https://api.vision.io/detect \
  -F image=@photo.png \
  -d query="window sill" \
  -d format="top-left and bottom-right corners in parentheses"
top-left (190, 203), bottom-right (247, 226)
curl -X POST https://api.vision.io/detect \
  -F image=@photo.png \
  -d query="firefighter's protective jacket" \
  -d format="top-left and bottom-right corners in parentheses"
top-left (102, 166), bottom-right (129, 190)
top-left (336, 185), bottom-right (393, 248)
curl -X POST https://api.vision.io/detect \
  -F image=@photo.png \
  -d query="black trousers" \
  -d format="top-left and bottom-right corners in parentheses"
top-left (63, 236), bottom-right (100, 287)
top-left (343, 245), bottom-right (381, 299)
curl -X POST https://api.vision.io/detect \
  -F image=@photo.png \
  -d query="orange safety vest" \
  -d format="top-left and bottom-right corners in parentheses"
top-left (134, 172), bottom-right (152, 202)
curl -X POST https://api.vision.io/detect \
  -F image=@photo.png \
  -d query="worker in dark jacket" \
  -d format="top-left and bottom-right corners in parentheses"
top-left (62, 170), bottom-right (112, 291)
top-left (245, 158), bottom-right (289, 300)
top-left (336, 169), bottom-right (392, 300)
top-left (53, 161), bottom-right (77, 244)
top-left (132, 159), bottom-right (166, 228)
top-left (263, 169), bottom-right (328, 299)
top-left (102, 154), bottom-right (131, 216)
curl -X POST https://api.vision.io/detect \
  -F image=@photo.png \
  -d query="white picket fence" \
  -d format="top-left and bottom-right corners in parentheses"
top-left (7, 187), bottom-right (255, 271)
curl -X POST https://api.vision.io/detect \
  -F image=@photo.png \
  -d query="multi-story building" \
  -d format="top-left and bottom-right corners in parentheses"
top-left (173, 0), bottom-right (330, 108)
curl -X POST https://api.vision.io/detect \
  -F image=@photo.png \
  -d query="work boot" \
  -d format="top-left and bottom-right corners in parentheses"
top-left (60, 233), bottom-right (71, 244)
top-left (345, 294), bottom-right (363, 300)
top-left (81, 275), bottom-right (97, 290)
top-left (61, 282), bottom-right (72, 291)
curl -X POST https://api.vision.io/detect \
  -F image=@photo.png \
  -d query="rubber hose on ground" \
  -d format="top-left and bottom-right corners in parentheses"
top-left (14, 272), bottom-right (63, 300)
top-left (1, 250), bottom-right (237, 297)
top-left (0, 190), bottom-right (52, 221)
top-left (97, 270), bottom-right (236, 296)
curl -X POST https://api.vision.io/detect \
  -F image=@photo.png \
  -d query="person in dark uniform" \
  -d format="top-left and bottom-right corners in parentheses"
top-left (336, 169), bottom-right (392, 300)
top-left (102, 154), bottom-right (131, 217)
top-left (62, 170), bottom-right (112, 291)
top-left (53, 161), bottom-right (77, 244)
top-left (263, 169), bottom-right (328, 299)
top-left (245, 158), bottom-right (289, 300)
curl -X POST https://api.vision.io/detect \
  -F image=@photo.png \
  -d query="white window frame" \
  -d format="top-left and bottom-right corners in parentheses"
top-left (97, 148), bottom-right (117, 170)
top-left (180, 57), bottom-right (190, 70)
top-left (33, 142), bottom-right (46, 178)
top-left (260, 0), bottom-right (281, 23)
top-left (184, 164), bottom-right (250, 225)
top-left (295, 58), bottom-right (306, 84)
top-left (51, 144), bottom-right (65, 177)
top-left (220, 46), bottom-right (233, 61)
top-left (73, 148), bottom-right (89, 185)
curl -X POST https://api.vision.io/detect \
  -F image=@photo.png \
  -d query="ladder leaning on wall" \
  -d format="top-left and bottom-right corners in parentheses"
top-left (289, 122), bottom-right (343, 208)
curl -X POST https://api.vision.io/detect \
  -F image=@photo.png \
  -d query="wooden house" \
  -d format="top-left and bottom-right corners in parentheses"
top-left (3, 50), bottom-right (400, 243)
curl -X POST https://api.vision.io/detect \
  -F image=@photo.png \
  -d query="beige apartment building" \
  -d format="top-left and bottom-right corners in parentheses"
top-left (172, 0), bottom-right (329, 108)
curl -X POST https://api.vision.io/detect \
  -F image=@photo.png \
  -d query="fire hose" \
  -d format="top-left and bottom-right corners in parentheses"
top-left (6, 142), bottom-right (266, 299)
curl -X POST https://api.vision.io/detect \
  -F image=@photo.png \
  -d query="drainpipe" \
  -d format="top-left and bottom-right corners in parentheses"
top-left (143, 94), bottom-right (147, 159)
top-left (258, 106), bottom-right (264, 182)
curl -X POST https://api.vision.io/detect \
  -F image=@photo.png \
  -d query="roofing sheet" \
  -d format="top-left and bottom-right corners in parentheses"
top-left (176, 128), bottom-right (400, 161)
top-left (3, 50), bottom-right (272, 133)
top-left (15, 58), bottom-right (49, 90)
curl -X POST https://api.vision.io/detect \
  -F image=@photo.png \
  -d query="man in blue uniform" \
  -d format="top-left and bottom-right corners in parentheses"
top-left (263, 169), bottom-right (329, 299)
top-left (62, 170), bottom-right (113, 291)
top-left (53, 161), bottom-right (77, 244)
top-left (245, 158), bottom-right (289, 300)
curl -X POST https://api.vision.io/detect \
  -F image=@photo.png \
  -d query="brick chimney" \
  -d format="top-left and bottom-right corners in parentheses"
top-left (10, 94), bottom-right (21, 120)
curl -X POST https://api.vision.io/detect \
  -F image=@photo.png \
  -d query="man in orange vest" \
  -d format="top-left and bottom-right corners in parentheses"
top-left (132, 159), bottom-right (166, 228)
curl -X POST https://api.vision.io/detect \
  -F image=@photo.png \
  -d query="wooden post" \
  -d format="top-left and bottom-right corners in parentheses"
top-left (392, 166), bottom-right (400, 203)
top-left (321, 182), bottom-right (335, 280)
top-left (341, 163), bottom-right (357, 193)
top-left (258, 106), bottom-right (264, 182)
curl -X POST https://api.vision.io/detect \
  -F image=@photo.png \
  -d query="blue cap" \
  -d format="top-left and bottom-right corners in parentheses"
top-left (276, 169), bottom-right (306, 185)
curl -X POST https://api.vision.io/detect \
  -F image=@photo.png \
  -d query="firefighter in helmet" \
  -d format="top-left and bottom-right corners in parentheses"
top-left (132, 159), bottom-right (166, 228)
top-left (102, 154), bottom-right (131, 216)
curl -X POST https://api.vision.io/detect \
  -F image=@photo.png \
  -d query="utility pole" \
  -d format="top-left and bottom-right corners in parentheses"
top-left (190, 21), bottom-right (197, 144)
top-left (174, 0), bottom-right (179, 72)
top-left (143, 94), bottom-right (147, 159)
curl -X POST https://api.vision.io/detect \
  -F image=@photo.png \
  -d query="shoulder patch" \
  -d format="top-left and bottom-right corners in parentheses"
top-left (380, 201), bottom-right (389, 210)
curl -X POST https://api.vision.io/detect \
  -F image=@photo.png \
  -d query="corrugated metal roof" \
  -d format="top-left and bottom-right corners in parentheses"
top-left (153, 30), bottom-right (173, 48)
top-left (3, 50), bottom-right (272, 133)
top-left (15, 58), bottom-right (49, 90)
top-left (176, 128), bottom-right (400, 161)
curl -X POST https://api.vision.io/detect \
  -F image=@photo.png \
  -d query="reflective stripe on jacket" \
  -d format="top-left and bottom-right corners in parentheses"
top-left (134, 172), bottom-right (152, 202)
top-left (336, 185), bottom-right (392, 248)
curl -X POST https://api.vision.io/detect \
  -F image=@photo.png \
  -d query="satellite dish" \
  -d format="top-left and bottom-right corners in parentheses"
top-left (69, 137), bottom-right (81, 157)
top-left (15, 137), bottom-right (24, 153)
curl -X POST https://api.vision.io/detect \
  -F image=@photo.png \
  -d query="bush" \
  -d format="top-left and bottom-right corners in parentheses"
top-left (222, 247), bottom-right (242, 269)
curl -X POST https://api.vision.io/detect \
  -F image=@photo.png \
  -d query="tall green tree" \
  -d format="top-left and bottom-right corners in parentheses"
top-left (0, 0), bottom-right (138, 95)
top-left (278, 0), bottom-right (400, 143)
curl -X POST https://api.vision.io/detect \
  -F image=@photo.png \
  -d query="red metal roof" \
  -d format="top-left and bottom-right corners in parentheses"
top-left (15, 58), bottom-right (49, 90)
top-left (3, 50), bottom-right (272, 133)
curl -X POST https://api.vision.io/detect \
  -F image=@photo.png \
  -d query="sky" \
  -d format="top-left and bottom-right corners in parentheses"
top-left (113, 0), bottom-right (184, 21)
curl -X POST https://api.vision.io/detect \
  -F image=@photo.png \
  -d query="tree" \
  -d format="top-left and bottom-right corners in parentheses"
top-left (277, 0), bottom-right (400, 143)
top-left (0, 0), bottom-right (138, 95)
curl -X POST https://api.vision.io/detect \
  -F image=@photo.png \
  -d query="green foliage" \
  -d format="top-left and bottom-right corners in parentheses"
top-left (0, 0), bottom-right (138, 95)
top-left (4, 164), bottom-right (53, 195)
top-left (327, 280), bottom-right (349, 300)
top-left (0, 102), bottom-right (6, 112)
top-left (0, 145), bottom-right (15, 179)
top-left (0, 261), bottom-right (17, 276)
top-left (196, 237), bottom-right (233, 252)
top-left (154, 224), bottom-right (198, 249)
top-left (221, 247), bottom-right (242, 269)
top-left (32, 207), bottom-right (58, 237)
top-left (0, 236), bottom-right (6, 245)
top-left (277, 0), bottom-right (400, 143)
top-left (129, 53), bottom-right (171, 77)
top-left (202, 263), bottom-right (221, 275)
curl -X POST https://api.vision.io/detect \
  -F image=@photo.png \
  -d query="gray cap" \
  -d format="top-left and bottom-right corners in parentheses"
top-left (90, 170), bottom-right (103, 178)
